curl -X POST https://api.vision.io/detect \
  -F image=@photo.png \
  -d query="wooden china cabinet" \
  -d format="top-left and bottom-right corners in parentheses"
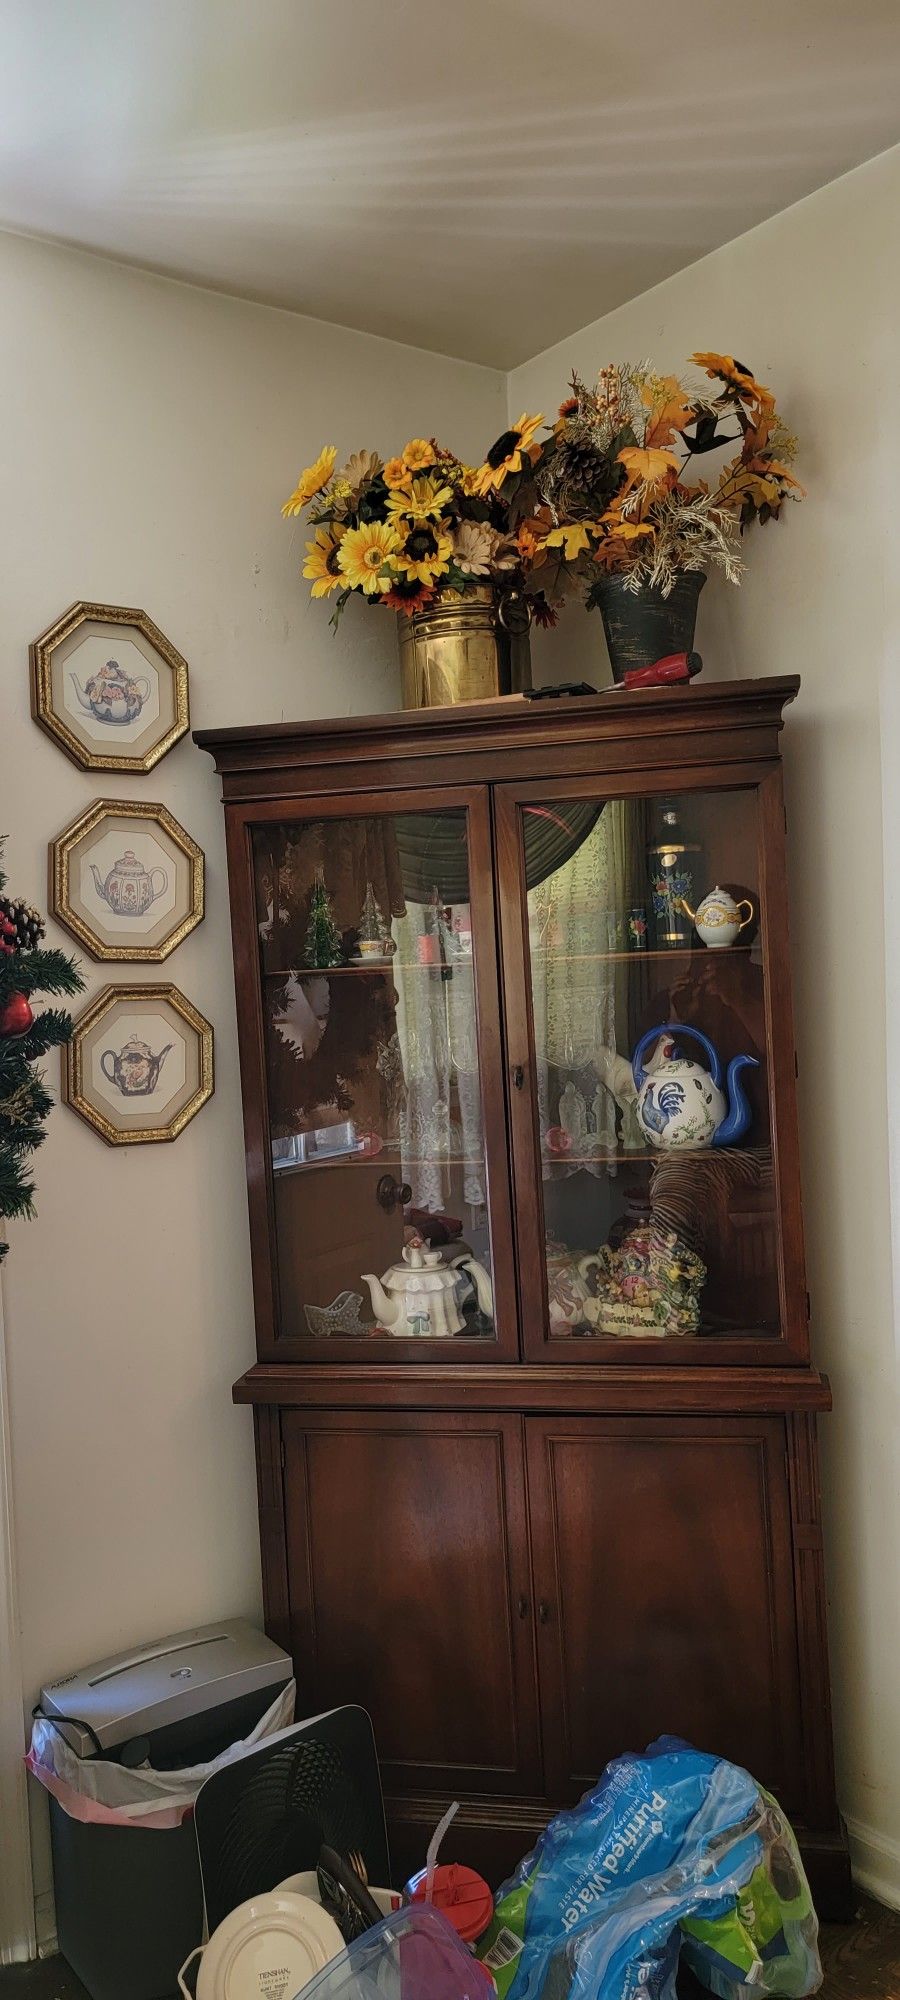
top-left (197, 676), bottom-right (850, 1915)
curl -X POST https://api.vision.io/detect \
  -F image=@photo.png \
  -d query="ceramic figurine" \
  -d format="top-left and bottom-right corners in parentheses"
top-left (579, 1222), bottom-right (706, 1337)
top-left (680, 886), bottom-right (755, 949)
top-left (361, 1237), bottom-right (493, 1338)
top-left (631, 1025), bottom-right (758, 1151)
top-left (544, 1241), bottom-right (597, 1331)
top-left (90, 849), bottom-right (169, 918)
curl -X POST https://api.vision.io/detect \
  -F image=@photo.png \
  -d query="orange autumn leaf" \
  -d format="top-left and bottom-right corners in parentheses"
top-left (642, 376), bottom-right (695, 449)
top-left (617, 446), bottom-right (681, 491)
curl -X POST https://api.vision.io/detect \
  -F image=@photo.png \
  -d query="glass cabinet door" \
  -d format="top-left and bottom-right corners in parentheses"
top-left (497, 778), bottom-right (800, 1361)
top-left (246, 791), bottom-right (516, 1359)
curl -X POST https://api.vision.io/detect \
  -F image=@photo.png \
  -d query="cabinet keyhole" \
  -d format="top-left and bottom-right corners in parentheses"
top-left (538, 1600), bottom-right (551, 1625)
top-left (512, 1063), bottom-right (525, 1090)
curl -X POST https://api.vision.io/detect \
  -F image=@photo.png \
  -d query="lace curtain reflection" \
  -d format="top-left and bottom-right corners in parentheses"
top-left (392, 911), bottom-right (485, 1215)
top-left (527, 801), bottom-right (647, 1177)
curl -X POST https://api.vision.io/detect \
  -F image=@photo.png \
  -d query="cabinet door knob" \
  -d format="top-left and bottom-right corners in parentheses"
top-left (517, 1593), bottom-right (529, 1620)
top-left (512, 1063), bottom-right (525, 1090)
top-left (538, 1600), bottom-right (551, 1625)
top-left (376, 1173), bottom-right (412, 1213)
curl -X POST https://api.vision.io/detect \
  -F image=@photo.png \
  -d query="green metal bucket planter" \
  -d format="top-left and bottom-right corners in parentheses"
top-left (593, 571), bottom-right (706, 684)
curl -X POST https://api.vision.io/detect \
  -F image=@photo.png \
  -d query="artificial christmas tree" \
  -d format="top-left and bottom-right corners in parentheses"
top-left (303, 870), bottom-right (344, 968)
top-left (0, 839), bottom-right (84, 1259)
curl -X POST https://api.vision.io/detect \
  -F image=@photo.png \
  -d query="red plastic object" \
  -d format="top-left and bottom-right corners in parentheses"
top-left (407, 1864), bottom-right (494, 1944)
top-left (622, 650), bottom-right (701, 689)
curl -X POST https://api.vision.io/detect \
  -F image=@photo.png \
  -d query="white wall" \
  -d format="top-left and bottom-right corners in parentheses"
top-left (0, 229), bottom-right (505, 1932)
top-left (511, 143), bottom-right (900, 1901)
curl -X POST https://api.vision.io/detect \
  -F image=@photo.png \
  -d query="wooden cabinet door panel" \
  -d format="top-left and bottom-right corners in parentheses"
top-left (283, 1411), bottom-right (541, 1794)
top-left (526, 1416), bottom-right (802, 1812)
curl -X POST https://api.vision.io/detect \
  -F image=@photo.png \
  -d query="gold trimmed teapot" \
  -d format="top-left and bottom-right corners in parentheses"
top-left (680, 886), bottom-right (754, 949)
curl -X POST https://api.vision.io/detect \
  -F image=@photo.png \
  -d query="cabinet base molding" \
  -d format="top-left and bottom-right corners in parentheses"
top-left (385, 1791), bottom-right (853, 1923)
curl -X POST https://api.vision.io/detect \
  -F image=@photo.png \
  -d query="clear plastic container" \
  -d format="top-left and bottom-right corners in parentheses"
top-left (292, 1902), bottom-right (493, 2000)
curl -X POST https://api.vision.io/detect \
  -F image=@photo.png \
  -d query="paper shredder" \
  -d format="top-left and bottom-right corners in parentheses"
top-left (37, 1618), bottom-right (292, 2000)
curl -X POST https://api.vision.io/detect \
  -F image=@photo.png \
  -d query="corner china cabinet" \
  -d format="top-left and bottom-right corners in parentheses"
top-left (198, 677), bottom-right (849, 1913)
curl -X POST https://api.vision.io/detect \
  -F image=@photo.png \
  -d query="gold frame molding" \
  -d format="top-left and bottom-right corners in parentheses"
top-left (30, 601), bottom-right (190, 772)
top-left (64, 983), bottom-right (214, 1145)
top-left (50, 799), bottom-right (205, 963)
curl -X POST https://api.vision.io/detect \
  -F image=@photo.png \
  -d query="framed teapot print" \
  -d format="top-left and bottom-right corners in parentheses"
top-left (30, 602), bottom-right (189, 772)
top-left (64, 984), bottom-right (213, 1144)
top-left (51, 800), bottom-right (204, 962)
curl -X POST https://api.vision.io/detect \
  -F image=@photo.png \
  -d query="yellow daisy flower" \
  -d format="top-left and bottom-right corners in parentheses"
top-left (303, 526), bottom-right (344, 598)
top-left (386, 475), bottom-right (453, 524)
top-left (384, 456), bottom-right (411, 489)
top-left (402, 438), bottom-right (435, 473)
top-left (337, 520), bottom-right (400, 595)
top-left (395, 520), bottom-right (453, 588)
top-left (281, 445), bottom-right (337, 517)
top-left (472, 413), bottom-right (544, 495)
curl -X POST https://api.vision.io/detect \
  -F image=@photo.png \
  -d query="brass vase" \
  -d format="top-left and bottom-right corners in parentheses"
top-left (397, 584), bottom-right (532, 710)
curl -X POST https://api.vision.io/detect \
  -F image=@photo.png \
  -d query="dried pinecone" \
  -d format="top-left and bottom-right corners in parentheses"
top-left (0, 896), bottom-right (45, 951)
top-left (537, 434), bottom-right (618, 517)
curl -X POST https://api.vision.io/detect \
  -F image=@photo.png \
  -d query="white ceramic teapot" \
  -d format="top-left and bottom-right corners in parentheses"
top-left (631, 1025), bottom-right (758, 1151)
top-left (680, 886), bottom-right (754, 949)
top-left (362, 1238), bottom-right (493, 1337)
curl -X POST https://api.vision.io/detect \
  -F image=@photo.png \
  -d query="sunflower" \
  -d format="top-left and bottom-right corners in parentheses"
top-left (337, 520), bottom-right (400, 595)
top-left (303, 526), bottom-right (345, 598)
top-left (382, 580), bottom-right (436, 614)
top-left (384, 456), bottom-right (411, 490)
top-left (691, 353), bottom-right (771, 403)
top-left (472, 413), bottom-right (543, 495)
top-left (386, 476), bottom-right (453, 524)
top-left (402, 438), bottom-right (435, 473)
top-left (557, 395), bottom-right (579, 420)
top-left (395, 519), bottom-right (453, 587)
top-left (282, 445), bottom-right (337, 517)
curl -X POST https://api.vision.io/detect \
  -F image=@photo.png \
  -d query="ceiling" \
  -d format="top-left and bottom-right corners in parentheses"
top-left (2, 0), bottom-right (899, 368)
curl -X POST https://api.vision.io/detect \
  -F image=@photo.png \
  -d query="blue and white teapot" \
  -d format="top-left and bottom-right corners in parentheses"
top-left (631, 1024), bottom-right (758, 1151)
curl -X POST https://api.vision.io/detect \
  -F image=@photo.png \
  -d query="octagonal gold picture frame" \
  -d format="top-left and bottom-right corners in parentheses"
top-left (64, 983), bottom-right (214, 1145)
top-left (30, 601), bottom-right (190, 772)
top-left (50, 799), bottom-right (205, 963)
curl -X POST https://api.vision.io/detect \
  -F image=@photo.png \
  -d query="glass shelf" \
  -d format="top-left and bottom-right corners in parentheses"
top-left (520, 785), bottom-right (776, 1345)
top-left (253, 805), bottom-right (497, 1347)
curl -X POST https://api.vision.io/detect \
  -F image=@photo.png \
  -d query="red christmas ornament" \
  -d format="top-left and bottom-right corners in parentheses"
top-left (0, 991), bottom-right (34, 1037)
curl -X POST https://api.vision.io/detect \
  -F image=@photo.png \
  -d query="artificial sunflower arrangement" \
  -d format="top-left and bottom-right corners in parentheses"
top-left (282, 434), bottom-right (557, 628)
top-left (471, 355), bottom-right (803, 606)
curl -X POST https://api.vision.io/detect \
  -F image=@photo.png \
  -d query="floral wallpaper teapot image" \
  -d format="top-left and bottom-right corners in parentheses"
top-left (100, 1032), bottom-right (173, 1096)
top-left (90, 849), bottom-right (169, 918)
top-left (71, 657), bottom-right (151, 726)
top-left (632, 1024), bottom-right (758, 1151)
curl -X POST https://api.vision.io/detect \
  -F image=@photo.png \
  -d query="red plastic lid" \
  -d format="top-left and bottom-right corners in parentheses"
top-left (407, 1863), bottom-right (494, 1943)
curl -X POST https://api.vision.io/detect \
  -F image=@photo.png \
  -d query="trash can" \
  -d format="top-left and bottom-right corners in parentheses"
top-left (28, 1618), bottom-right (294, 2000)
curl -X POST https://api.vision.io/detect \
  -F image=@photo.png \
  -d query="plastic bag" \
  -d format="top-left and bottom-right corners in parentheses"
top-left (26, 1680), bottom-right (295, 1830)
top-left (475, 1738), bottom-right (821, 2000)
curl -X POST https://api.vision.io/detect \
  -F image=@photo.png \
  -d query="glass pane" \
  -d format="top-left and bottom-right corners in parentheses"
top-left (253, 809), bottom-right (497, 1345)
top-left (523, 789), bottom-right (777, 1342)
